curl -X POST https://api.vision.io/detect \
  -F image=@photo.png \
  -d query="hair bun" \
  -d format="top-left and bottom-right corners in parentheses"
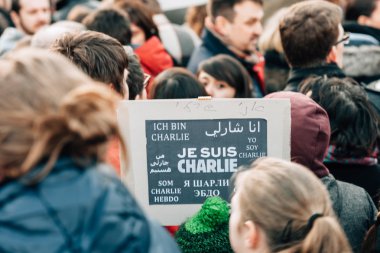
top-left (60, 84), bottom-right (119, 142)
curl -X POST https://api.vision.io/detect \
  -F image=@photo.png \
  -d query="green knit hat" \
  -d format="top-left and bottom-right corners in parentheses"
top-left (175, 196), bottom-right (233, 253)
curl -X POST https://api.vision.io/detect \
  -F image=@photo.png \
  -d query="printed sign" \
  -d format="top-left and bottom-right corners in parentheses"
top-left (118, 98), bottom-right (290, 225)
top-left (146, 119), bottom-right (267, 205)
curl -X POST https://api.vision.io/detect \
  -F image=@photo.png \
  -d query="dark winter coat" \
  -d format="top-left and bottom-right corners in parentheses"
top-left (187, 28), bottom-right (265, 97)
top-left (0, 158), bottom-right (180, 253)
top-left (266, 92), bottom-right (377, 253)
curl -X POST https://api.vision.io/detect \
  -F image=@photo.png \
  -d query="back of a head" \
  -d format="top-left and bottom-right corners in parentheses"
top-left (51, 31), bottom-right (128, 97)
top-left (125, 48), bottom-right (145, 100)
top-left (198, 54), bottom-right (253, 98)
top-left (300, 77), bottom-right (380, 158)
top-left (82, 8), bottom-right (132, 46)
top-left (138, 0), bottom-right (162, 14)
top-left (258, 8), bottom-right (288, 54)
top-left (345, 0), bottom-right (377, 21)
top-left (265, 92), bottom-right (331, 178)
top-left (231, 157), bottom-right (351, 253)
top-left (31, 21), bottom-right (86, 49)
top-left (208, 0), bottom-right (263, 22)
top-left (0, 48), bottom-right (120, 182)
top-left (279, 0), bottom-right (343, 68)
top-left (114, 0), bottom-right (159, 41)
top-left (151, 68), bottom-right (207, 99)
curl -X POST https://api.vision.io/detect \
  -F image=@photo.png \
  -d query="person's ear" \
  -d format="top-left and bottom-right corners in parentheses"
top-left (326, 46), bottom-right (338, 64)
top-left (358, 15), bottom-right (372, 27)
top-left (10, 11), bottom-right (21, 29)
top-left (214, 16), bottom-right (232, 36)
top-left (135, 89), bottom-right (147, 100)
top-left (243, 220), bottom-right (261, 249)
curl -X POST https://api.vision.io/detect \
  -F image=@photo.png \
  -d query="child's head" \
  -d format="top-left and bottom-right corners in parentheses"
top-left (229, 157), bottom-right (351, 253)
top-left (151, 67), bottom-right (207, 99)
top-left (0, 48), bottom-right (121, 183)
top-left (198, 54), bottom-right (253, 98)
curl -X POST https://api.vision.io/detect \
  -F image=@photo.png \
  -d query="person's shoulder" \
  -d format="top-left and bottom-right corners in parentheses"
top-left (187, 44), bottom-right (214, 73)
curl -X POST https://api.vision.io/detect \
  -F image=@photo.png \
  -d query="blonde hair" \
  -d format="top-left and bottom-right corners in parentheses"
top-left (0, 48), bottom-right (123, 183)
top-left (258, 8), bottom-right (288, 54)
top-left (233, 157), bottom-right (352, 253)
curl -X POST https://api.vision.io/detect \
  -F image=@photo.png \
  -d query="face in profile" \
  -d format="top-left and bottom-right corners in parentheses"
top-left (198, 70), bottom-right (236, 98)
top-left (130, 23), bottom-right (146, 45)
top-left (224, 1), bottom-right (263, 53)
top-left (12, 0), bottom-right (51, 35)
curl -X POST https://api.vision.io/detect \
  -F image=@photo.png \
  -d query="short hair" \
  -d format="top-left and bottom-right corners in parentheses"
top-left (345, 0), bottom-right (377, 21)
top-left (300, 76), bottom-right (380, 158)
top-left (51, 31), bottom-right (128, 97)
top-left (114, 0), bottom-right (159, 40)
top-left (125, 50), bottom-right (145, 100)
top-left (31, 21), bottom-right (86, 49)
top-left (82, 8), bottom-right (132, 45)
top-left (208, 0), bottom-right (263, 22)
top-left (279, 1), bottom-right (343, 68)
top-left (11, 0), bottom-right (51, 14)
top-left (198, 54), bottom-right (253, 98)
top-left (151, 68), bottom-right (207, 99)
top-left (0, 48), bottom-right (121, 182)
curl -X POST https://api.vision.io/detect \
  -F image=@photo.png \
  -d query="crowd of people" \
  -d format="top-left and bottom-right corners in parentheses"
top-left (0, 0), bottom-right (380, 252)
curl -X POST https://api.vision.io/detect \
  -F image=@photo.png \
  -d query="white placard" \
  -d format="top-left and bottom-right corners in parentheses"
top-left (118, 98), bottom-right (290, 225)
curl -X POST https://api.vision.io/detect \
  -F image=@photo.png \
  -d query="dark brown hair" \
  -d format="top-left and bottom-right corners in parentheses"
top-left (346, 0), bottom-right (377, 21)
top-left (82, 8), bottom-right (132, 45)
top-left (151, 68), bottom-right (207, 99)
top-left (279, 1), bottom-right (343, 68)
top-left (11, 0), bottom-right (51, 14)
top-left (114, 0), bottom-right (159, 40)
top-left (198, 54), bottom-right (253, 98)
top-left (208, 0), bottom-right (263, 22)
top-left (300, 76), bottom-right (380, 158)
top-left (51, 31), bottom-right (128, 97)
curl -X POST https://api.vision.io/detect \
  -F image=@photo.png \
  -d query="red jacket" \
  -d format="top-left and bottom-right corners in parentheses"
top-left (134, 36), bottom-right (173, 77)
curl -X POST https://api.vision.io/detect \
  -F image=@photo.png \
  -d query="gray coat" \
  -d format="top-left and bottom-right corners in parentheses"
top-left (322, 174), bottom-right (377, 253)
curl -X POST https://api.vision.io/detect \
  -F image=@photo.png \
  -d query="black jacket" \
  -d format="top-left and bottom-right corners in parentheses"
top-left (284, 63), bottom-right (346, 92)
top-left (187, 28), bottom-right (265, 97)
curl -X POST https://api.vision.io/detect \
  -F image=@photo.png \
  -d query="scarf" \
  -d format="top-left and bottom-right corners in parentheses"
top-left (324, 145), bottom-right (378, 166)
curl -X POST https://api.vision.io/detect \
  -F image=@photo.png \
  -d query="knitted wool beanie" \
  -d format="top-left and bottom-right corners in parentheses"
top-left (175, 196), bottom-right (233, 253)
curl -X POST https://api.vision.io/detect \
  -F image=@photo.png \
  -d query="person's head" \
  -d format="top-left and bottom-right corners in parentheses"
top-left (346, 0), bottom-right (380, 29)
top-left (229, 157), bottom-right (351, 253)
top-left (82, 8), bottom-right (132, 46)
top-left (10, 0), bottom-right (51, 35)
top-left (67, 5), bottom-right (93, 23)
top-left (124, 46), bottom-right (147, 100)
top-left (51, 31), bottom-right (129, 99)
top-left (258, 8), bottom-right (288, 54)
top-left (198, 54), bottom-right (253, 98)
top-left (150, 68), bottom-right (207, 99)
top-left (0, 48), bottom-right (121, 183)
top-left (31, 21), bottom-right (86, 49)
top-left (114, 0), bottom-right (159, 45)
top-left (138, 0), bottom-right (162, 14)
top-left (279, 1), bottom-right (345, 68)
top-left (208, 0), bottom-right (263, 53)
top-left (186, 4), bottom-right (207, 37)
top-left (300, 76), bottom-right (380, 158)
top-left (265, 92), bottom-right (331, 178)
